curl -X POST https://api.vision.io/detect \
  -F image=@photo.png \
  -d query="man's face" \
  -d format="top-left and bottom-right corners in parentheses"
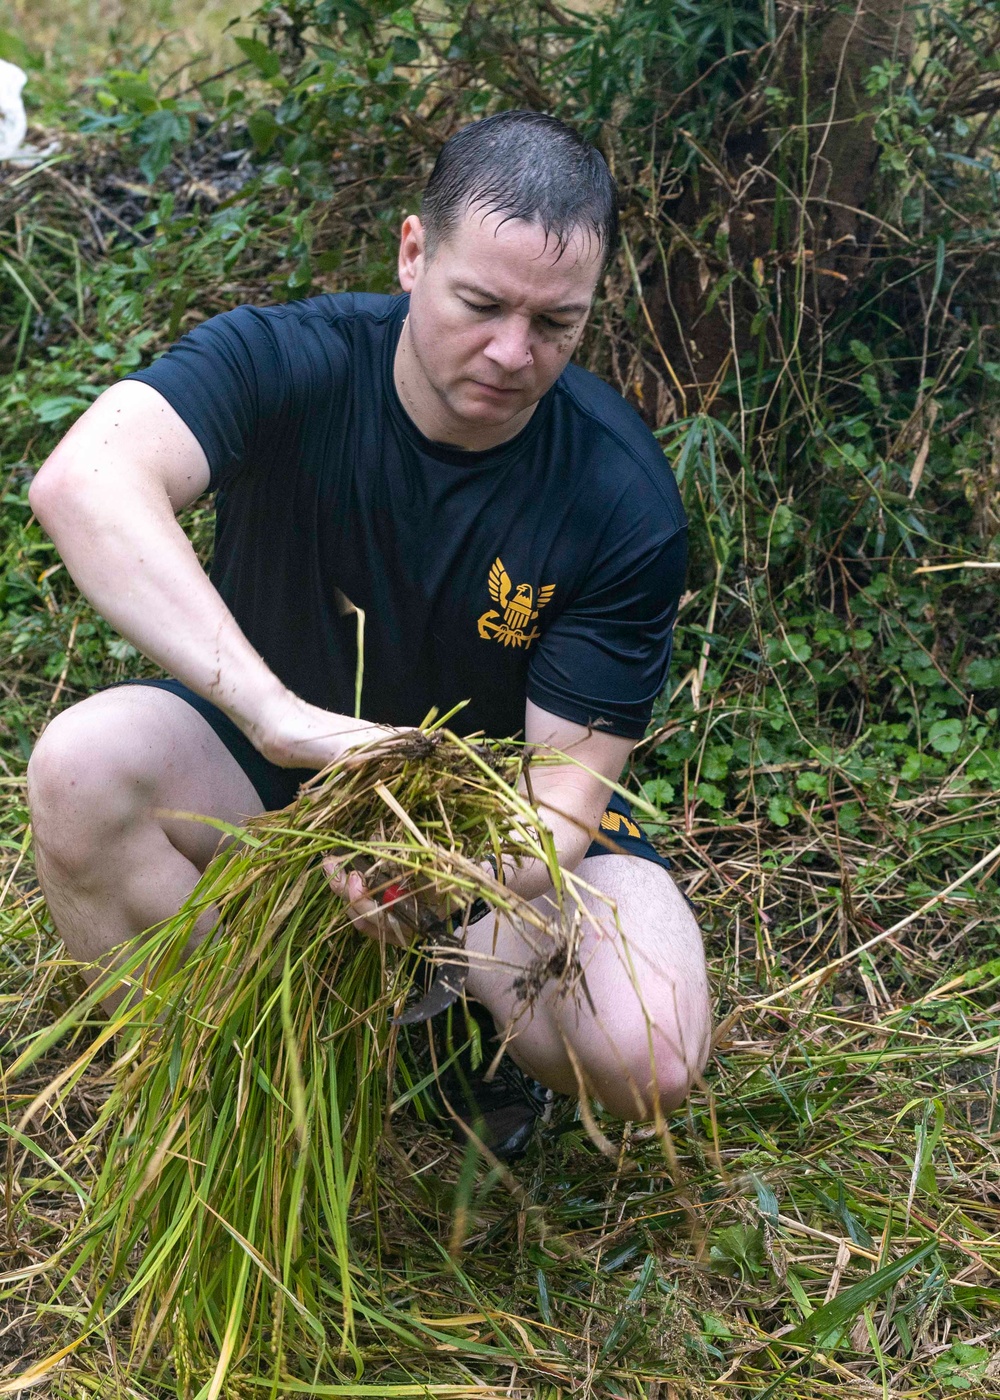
top-left (397, 205), bottom-right (603, 437)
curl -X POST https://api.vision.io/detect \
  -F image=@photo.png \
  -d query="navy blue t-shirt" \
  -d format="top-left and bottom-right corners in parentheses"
top-left (128, 292), bottom-right (687, 741)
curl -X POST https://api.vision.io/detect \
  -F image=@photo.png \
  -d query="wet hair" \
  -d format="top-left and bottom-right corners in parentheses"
top-left (421, 110), bottom-right (619, 267)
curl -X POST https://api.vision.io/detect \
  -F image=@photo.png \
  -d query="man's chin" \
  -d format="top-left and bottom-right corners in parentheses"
top-left (454, 385), bottom-right (534, 423)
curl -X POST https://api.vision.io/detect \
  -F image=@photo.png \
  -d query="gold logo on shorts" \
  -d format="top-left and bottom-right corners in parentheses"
top-left (600, 809), bottom-right (642, 839)
top-left (477, 557), bottom-right (555, 649)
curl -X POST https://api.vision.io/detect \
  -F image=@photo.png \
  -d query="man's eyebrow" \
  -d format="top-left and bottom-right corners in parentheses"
top-left (455, 282), bottom-right (590, 315)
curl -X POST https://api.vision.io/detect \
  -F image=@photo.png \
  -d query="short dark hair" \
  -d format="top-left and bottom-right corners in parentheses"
top-left (421, 110), bottom-right (619, 267)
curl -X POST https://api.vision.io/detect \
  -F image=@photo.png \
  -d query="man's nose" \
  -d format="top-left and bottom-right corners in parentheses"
top-left (484, 316), bottom-right (533, 373)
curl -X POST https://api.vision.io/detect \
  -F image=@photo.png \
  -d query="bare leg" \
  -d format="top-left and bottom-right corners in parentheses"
top-left (465, 855), bottom-right (711, 1119)
top-left (27, 687), bottom-right (265, 1005)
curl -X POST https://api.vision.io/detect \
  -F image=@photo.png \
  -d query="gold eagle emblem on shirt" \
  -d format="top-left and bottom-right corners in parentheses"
top-left (477, 557), bottom-right (555, 649)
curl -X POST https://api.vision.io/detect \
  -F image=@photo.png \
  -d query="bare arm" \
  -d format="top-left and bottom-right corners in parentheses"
top-left (499, 698), bottom-right (635, 899)
top-left (29, 381), bottom-right (400, 768)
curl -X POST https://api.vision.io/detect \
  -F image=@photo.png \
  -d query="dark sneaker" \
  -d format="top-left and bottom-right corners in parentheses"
top-left (433, 1002), bottom-right (553, 1160)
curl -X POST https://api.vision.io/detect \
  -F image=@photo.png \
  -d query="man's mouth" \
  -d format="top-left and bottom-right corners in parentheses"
top-left (472, 380), bottom-right (522, 396)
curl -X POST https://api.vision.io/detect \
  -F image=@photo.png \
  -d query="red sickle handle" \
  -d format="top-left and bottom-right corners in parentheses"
top-left (380, 880), bottom-right (407, 906)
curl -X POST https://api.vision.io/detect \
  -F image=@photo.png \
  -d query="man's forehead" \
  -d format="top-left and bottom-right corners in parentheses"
top-left (440, 207), bottom-right (602, 300)
top-left (462, 203), bottom-right (600, 261)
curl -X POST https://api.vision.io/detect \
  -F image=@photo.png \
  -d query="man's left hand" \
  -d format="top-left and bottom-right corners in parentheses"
top-left (322, 857), bottom-right (416, 947)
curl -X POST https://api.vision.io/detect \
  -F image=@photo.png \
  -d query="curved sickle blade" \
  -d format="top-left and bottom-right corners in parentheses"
top-left (391, 950), bottom-right (469, 1026)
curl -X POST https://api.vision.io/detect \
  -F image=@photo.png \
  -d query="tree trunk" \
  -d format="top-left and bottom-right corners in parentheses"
top-left (643, 0), bottom-right (916, 417)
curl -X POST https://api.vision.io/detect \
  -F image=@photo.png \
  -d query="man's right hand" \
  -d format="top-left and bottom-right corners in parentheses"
top-left (247, 689), bottom-right (413, 772)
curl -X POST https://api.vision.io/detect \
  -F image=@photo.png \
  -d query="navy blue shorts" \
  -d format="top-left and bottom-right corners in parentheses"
top-left (120, 678), bottom-right (671, 872)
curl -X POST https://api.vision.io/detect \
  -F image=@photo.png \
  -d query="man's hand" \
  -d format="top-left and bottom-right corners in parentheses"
top-left (247, 690), bottom-right (414, 771)
top-left (322, 858), bottom-right (420, 948)
top-left (322, 856), bottom-right (491, 950)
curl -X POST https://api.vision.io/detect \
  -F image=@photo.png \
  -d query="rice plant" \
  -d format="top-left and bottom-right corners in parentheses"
top-left (6, 727), bottom-right (588, 1396)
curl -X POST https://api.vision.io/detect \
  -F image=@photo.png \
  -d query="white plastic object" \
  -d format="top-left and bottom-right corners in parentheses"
top-left (0, 58), bottom-right (27, 160)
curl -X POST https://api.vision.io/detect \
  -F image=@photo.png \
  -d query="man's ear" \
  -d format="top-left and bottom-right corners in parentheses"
top-left (398, 214), bottom-right (426, 292)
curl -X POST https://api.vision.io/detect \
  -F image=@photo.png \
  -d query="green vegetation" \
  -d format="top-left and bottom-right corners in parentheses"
top-left (8, 730), bottom-right (573, 1394)
top-left (2, 0), bottom-right (1000, 1395)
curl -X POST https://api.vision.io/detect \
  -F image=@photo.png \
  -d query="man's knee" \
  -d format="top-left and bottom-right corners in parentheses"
top-left (569, 864), bottom-right (710, 1116)
top-left (585, 998), bottom-right (711, 1119)
top-left (28, 702), bottom-right (142, 875)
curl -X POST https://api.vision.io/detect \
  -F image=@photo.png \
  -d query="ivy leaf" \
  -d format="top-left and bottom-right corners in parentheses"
top-left (696, 782), bottom-right (725, 810)
top-left (641, 777), bottom-right (675, 808)
top-left (784, 635), bottom-right (812, 660)
top-left (928, 718), bottom-right (962, 755)
top-left (795, 771), bottom-right (826, 796)
top-left (900, 750), bottom-right (923, 781)
top-left (966, 657), bottom-right (1000, 689)
top-left (767, 633), bottom-right (812, 665)
top-left (931, 1341), bottom-right (989, 1390)
top-left (837, 800), bottom-right (862, 833)
top-left (709, 1223), bottom-right (766, 1278)
top-left (702, 744), bottom-right (732, 781)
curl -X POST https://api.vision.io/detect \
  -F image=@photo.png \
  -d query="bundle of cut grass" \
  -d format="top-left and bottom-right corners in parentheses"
top-left (10, 728), bottom-right (577, 1397)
